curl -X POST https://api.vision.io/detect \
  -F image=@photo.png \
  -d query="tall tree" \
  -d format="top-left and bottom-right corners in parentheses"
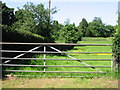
top-left (1, 2), bottom-right (15, 26)
top-left (12, 2), bottom-right (57, 42)
top-left (93, 17), bottom-right (102, 24)
top-left (64, 18), bottom-right (71, 26)
top-left (78, 18), bottom-right (88, 36)
top-left (59, 24), bottom-right (81, 43)
top-left (51, 20), bottom-right (63, 40)
top-left (105, 25), bottom-right (115, 37)
top-left (87, 21), bottom-right (105, 37)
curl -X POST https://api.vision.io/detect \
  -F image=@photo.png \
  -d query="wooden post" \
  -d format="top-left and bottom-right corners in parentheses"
top-left (49, 0), bottom-right (51, 20)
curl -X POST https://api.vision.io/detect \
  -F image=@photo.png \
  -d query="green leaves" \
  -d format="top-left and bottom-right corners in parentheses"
top-left (112, 15), bottom-right (120, 70)
top-left (78, 17), bottom-right (115, 37)
top-left (59, 24), bottom-right (81, 43)
top-left (1, 2), bottom-right (15, 26)
top-left (12, 2), bottom-right (57, 42)
top-left (2, 28), bottom-right (45, 43)
top-left (78, 18), bottom-right (88, 37)
top-left (87, 21), bottom-right (105, 37)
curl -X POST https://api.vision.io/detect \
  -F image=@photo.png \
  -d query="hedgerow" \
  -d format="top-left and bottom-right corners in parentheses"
top-left (2, 28), bottom-right (45, 43)
top-left (112, 15), bottom-right (120, 70)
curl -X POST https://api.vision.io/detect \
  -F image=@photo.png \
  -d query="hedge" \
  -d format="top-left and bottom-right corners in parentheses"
top-left (2, 28), bottom-right (45, 43)
top-left (112, 15), bottom-right (120, 70)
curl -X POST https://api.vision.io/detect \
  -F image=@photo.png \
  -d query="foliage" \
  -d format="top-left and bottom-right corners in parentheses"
top-left (64, 18), bottom-right (71, 26)
top-left (93, 17), bottom-right (103, 24)
top-left (12, 2), bottom-right (57, 42)
top-left (59, 24), bottom-right (81, 43)
top-left (78, 17), bottom-right (115, 37)
top-left (78, 18), bottom-right (88, 37)
top-left (87, 21), bottom-right (106, 37)
top-left (112, 15), bottom-right (120, 70)
top-left (2, 28), bottom-right (45, 43)
top-left (105, 25), bottom-right (115, 37)
top-left (87, 17), bottom-right (115, 37)
top-left (51, 20), bottom-right (63, 41)
top-left (1, 2), bottom-right (15, 26)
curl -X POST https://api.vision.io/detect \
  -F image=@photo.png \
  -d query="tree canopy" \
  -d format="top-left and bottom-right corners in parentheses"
top-left (59, 24), bottom-right (80, 43)
top-left (1, 2), bottom-right (15, 26)
top-left (78, 18), bottom-right (88, 37)
top-left (12, 2), bottom-right (57, 42)
top-left (1, 2), bottom-right (116, 44)
top-left (78, 17), bottom-right (115, 37)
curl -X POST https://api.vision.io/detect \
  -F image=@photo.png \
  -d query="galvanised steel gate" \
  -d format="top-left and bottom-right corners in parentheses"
top-left (0, 42), bottom-right (112, 77)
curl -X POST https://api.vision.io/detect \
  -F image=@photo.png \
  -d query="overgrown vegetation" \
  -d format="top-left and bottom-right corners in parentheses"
top-left (112, 13), bottom-right (120, 72)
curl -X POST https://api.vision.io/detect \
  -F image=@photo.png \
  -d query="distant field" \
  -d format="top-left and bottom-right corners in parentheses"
top-left (80, 37), bottom-right (113, 44)
top-left (5, 37), bottom-right (113, 77)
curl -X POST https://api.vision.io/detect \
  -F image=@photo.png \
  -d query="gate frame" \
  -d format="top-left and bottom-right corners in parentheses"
top-left (0, 42), bottom-right (112, 77)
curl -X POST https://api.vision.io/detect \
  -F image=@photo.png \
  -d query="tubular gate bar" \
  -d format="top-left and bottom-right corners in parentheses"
top-left (0, 42), bottom-right (112, 46)
top-left (0, 42), bottom-right (112, 77)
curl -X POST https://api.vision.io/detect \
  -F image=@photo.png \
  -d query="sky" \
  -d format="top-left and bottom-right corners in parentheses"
top-left (2, 0), bottom-right (119, 26)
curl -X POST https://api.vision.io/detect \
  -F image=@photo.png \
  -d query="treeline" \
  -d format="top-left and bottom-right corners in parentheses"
top-left (51, 17), bottom-right (117, 43)
top-left (1, 2), bottom-right (54, 43)
top-left (1, 2), bottom-right (117, 44)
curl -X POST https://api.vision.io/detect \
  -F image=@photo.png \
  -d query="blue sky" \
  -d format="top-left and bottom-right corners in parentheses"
top-left (2, 0), bottom-right (119, 26)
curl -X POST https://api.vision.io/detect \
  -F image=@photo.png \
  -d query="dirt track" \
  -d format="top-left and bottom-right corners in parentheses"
top-left (2, 77), bottom-right (118, 88)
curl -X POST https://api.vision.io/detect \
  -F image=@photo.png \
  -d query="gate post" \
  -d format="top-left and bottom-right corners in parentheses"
top-left (43, 45), bottom-right (46, 76)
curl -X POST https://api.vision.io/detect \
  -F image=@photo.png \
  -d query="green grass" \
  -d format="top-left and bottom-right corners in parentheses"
top-left (5, 37), bottom-right (116, 78)
top-left (80, 37), bottom-right (113, 44)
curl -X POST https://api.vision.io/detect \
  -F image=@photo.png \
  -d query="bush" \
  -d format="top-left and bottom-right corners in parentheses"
top-left (2, 28), bottom-right (45, 43)
top-left (112, 15), bottom-right (120, 71)
top-left (55, 24), bottom-right (82, 51)
top-left (59, 24), bottom-right (81, 43)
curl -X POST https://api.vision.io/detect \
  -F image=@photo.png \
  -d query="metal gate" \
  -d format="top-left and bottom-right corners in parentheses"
top-left (0, 42), bottom-right (112, 77)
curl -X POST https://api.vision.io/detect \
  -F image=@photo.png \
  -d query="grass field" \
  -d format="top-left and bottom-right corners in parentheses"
top-left (4, 37), bottom-right (114, 77)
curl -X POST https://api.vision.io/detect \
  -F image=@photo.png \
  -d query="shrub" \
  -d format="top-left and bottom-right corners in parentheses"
top-left (112, 15), bottom-right (120, 71)
top-left (2, 28), bottom-right (45, 43)
top-left (59, 24), bottom-right (81, 43)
